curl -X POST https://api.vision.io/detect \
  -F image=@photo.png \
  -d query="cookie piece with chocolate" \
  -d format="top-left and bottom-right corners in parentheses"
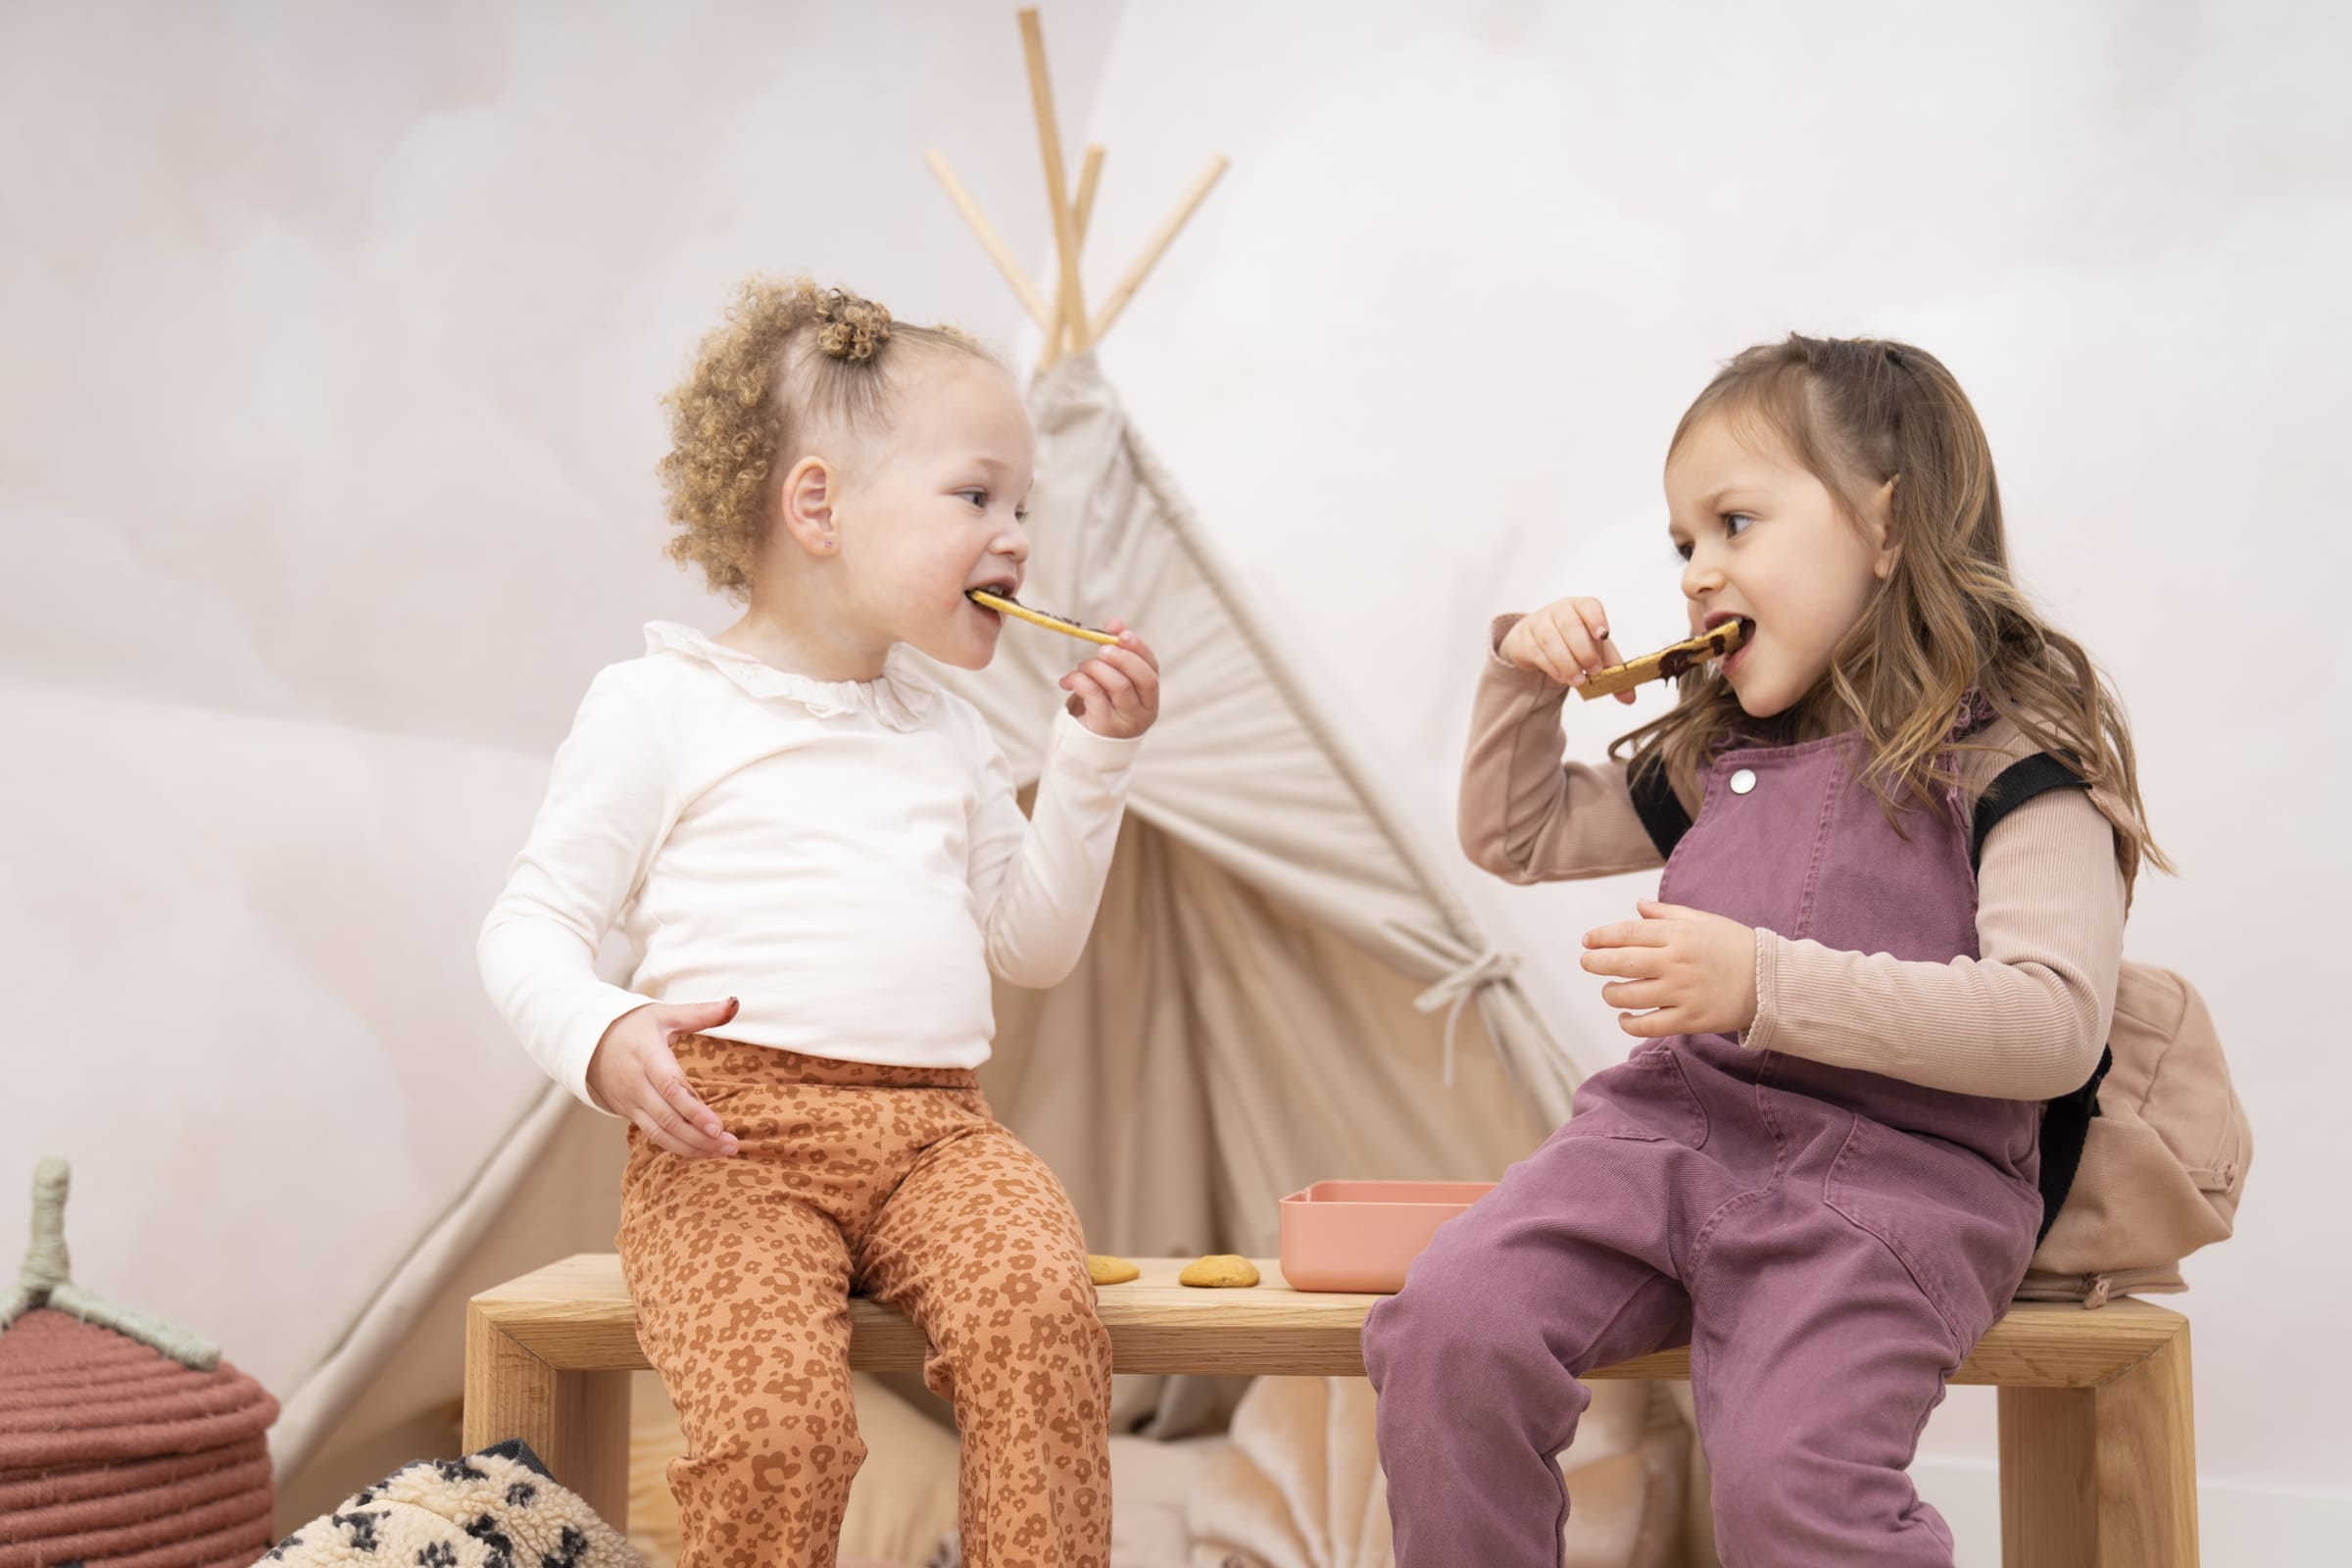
top-left (1578, 618), bottom-right (1749, 701)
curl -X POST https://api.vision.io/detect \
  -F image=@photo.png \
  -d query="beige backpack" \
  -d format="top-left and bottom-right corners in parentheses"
top-left (1974, 757), bottom-right (2254, 1307)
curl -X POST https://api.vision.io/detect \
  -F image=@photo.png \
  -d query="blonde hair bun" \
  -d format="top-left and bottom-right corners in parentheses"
top-left (814, 289), bottom-right (892, 363)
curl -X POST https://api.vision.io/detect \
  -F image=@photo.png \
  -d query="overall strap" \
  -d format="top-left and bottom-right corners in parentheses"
top-left (1973, 750), bottom-right (2108, 1244)
top-left (1628, 754), bottom-right (1692, 859)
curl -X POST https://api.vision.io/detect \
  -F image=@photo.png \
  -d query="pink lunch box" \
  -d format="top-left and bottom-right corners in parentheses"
top-left (1277, 1180), bottom-right (1498, 1294)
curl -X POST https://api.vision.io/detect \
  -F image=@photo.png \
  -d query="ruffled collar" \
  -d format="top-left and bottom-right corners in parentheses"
top-left (643, 621), bottom-right (939, 732)
top-left (1946, 687), bottom-right (1999, 741)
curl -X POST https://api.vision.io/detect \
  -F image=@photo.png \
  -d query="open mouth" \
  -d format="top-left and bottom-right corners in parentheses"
top-left (1701, 614), bottom-right (1756, 675)
top-left (965, 582), bottom-right (1020, 618)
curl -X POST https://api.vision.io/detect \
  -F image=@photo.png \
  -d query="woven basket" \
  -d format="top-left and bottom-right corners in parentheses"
top-left (0, 1159), bottom-right (277, 1566)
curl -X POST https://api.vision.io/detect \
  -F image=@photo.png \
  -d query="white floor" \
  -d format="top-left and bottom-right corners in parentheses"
top-left (1910, 1458), bottom-right (2349, 1567)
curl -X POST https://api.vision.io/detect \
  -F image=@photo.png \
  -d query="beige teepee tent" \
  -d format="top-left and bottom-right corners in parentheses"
top-left (900, 24), bottom-right (1701, 1563)
top-left (936, 348), bottom-right (1571, 1430)
top-left (914, 15), bottom-right (1576, 1433)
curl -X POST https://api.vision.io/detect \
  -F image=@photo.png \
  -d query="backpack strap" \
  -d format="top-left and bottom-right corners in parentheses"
top-left (1973, 751), bottom-right (2110, 1243)
top-left (1969, 751), bottom-right (2085, 871)
top-left (2035, 1045), bottom-right (2113, 1245)
top-left (1627, 754), bottom-right (1691, 859)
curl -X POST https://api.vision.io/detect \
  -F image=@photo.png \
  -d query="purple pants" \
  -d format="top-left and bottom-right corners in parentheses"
top-left (1366, 729), bottom-right (2042, 1567)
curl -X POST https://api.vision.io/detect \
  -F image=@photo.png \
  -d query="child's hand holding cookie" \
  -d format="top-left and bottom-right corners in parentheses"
top-left (1060, 620), bottom-right (1161, 739)
top-left (1498, 596), bottom-right (1637, 704)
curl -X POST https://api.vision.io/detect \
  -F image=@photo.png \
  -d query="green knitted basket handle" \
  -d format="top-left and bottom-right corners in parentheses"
top-left (0, 1157), bottom-right (220, 1370)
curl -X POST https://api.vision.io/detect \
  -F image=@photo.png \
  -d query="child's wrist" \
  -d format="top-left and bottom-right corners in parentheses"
top-left (1053, 707), bottom-right (1145, 757)
top-left (1740, 928), bottom-right (1779, 1052)
top-left (1490, 612), bottom-right (1529, 665)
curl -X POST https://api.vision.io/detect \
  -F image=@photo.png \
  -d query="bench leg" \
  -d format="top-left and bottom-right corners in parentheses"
top-left (464, 1303), bottom-right (632, 1532)
top-left (1997, 1321), bottom-right (2196, 1567)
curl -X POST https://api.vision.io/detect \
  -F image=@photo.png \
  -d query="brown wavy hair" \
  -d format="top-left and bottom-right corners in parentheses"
top-left (1611, 334), bottom-right (2166, 890)
top-left (657, 276), bottom-right (1001, 598)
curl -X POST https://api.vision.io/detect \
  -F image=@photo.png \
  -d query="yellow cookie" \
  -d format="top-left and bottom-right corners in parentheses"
top-left (1087, 1253), bottom-right (1141, 1286)
top-left (967, 587), bottom-right (1121, 646)
top-left (1178, 1254), bottom-right (1261, 1289)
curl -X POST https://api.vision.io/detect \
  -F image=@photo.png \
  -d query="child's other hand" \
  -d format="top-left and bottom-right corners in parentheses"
top-left (1580, 901), bottom-right (1759, 1038)
top-left (587, 997), bottom-right (743, 1159)
top-left (1498, 596), bottom-right (1637, 704)
top-left (1061, 621), bottom-right (1160, 740)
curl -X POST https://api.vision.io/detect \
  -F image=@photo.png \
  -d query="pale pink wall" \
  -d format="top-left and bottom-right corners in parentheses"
top-left (0, 0), bottom-right (1126, 1428)
top-left (1072, 0), bottom-right (2352, 1556)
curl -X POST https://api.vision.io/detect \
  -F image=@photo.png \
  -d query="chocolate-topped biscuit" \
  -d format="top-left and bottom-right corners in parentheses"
top-left (1578, 619), bottom-right (1749, 700)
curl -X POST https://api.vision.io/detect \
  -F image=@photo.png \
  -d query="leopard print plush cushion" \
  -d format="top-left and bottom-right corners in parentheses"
top-left (264, 1442), bottom-right (642, 1568)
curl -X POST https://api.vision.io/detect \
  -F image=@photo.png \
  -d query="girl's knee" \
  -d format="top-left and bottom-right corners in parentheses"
top-left (672, 1422), bottom-right (868, 1515)
top-left (921, 1269), bottom-right (1105, 1392)
top-left (1707, 1447), bottom-right (1886, 1560)
top-left (990, 1289), bottom-right (1109, 1369)
top-left (1364, 1266), bottom-right (1515, 1375)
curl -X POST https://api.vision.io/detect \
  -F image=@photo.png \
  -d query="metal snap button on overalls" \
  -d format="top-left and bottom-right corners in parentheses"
top-left (1730, 767), bottom-right (1758, 795)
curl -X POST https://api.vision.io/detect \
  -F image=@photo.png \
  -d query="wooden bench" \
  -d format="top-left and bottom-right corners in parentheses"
top-left (466, 1253), bottom-right (2195, 1565)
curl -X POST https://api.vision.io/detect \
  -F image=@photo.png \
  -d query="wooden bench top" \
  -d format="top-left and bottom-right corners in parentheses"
top-left (471, 1252), bottom-right (2182, 1389)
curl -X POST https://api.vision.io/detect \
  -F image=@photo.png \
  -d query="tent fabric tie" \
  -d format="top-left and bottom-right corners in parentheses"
top-left (1414, 950), bottom-right (1520, 1088)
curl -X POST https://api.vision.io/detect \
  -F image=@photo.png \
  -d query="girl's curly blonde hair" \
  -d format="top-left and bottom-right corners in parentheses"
top-left (657, 276), bottom-right (1001, 598)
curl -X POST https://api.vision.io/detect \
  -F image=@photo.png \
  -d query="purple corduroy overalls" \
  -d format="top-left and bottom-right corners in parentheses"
top-left (1363, 727), bottom-right (2043, 1567)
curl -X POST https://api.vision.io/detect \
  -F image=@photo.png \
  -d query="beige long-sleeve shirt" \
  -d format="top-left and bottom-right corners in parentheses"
top-left (1461, 618), bottom-right (2125, 1102)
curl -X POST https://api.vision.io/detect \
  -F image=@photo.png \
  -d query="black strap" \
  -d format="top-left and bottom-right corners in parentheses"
top-left (2036, 1044), bottom-right (2112, 1244)
top-left (1969, 751), bottom-right (2084, 872)
top-left (1628, 754), bottom-right (1691, 859)
top-left (1973, 752), bottom-right (2111, 1242)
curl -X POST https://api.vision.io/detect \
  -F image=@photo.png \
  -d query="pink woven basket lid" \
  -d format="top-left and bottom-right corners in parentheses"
top-left (0, 1154), bottom-right (281, 1565)
top-left (0, 1306), bottom-right (277, 1473)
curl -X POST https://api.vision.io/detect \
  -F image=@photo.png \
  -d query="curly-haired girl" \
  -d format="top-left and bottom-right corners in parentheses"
top-left (480, 276), bottom-right (1159, 1567)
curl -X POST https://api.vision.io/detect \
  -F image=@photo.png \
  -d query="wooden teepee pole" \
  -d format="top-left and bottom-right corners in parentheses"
top-left (926, 149), bottom-right (1054, 330)
top-left (1051, 144), bottom-right (1106, 361)
top-left (1020, 8), bottom-right (1090, 370)
top-left (919, 11), bottom-right (1224, 366)
top-left (1072, 144), bottom-right (1105, 246)
top-left (1091, 154), bottom-right (1229, 344)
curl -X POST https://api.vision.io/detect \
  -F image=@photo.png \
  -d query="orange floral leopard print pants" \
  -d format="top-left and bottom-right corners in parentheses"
top-left (616, 1036), bottom-right (1112, 1568)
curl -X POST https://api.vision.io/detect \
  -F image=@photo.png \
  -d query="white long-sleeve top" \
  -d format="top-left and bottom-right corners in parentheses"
top-left (479, 620), bottom-right (1141, 1113)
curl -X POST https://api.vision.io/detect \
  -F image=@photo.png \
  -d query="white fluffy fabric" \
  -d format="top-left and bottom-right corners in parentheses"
top-left (266, 1443), bottom-right (641, 1567)
top-left (1184, 1378), bottom-right (1688, 1568)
